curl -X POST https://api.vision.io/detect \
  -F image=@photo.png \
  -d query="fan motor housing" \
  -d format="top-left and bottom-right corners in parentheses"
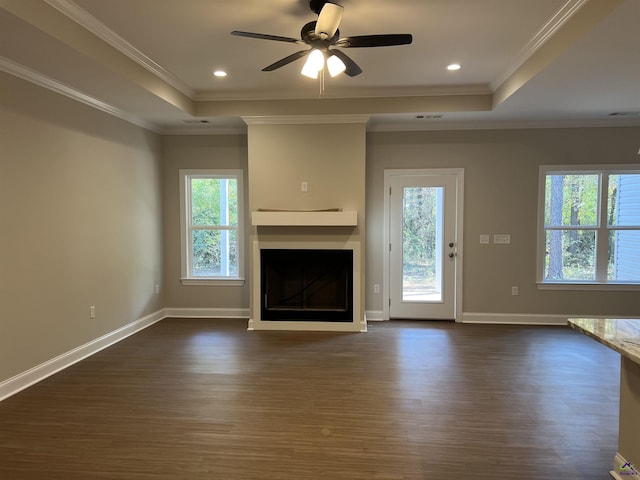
top-left (301, 21), bottom-right (339, 44)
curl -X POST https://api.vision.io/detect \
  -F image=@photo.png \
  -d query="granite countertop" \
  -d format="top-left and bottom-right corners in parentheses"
top-left (568, 318), bottom-right (640, 365)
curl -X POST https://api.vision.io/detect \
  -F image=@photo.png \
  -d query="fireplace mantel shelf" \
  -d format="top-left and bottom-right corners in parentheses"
top-left (252, 210), bottom-right (357, 227)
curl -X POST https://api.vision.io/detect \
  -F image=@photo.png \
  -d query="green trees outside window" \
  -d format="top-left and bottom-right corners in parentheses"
top-left (190, 178), bottom-right (238, 277)
top-left (180, 170), bottom-right (243, 281)
top-left (542, 169), bottom-right (640, 283)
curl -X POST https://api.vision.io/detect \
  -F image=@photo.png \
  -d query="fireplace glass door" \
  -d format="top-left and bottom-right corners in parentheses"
top-left (261, 249), bottom-right (353, 321)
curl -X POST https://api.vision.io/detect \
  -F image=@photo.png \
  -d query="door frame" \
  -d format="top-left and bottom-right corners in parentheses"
top-left (382, 168), bottom-right (464, 321)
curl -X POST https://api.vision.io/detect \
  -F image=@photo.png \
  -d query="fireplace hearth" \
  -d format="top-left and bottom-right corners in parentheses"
top-left (260, 249), bottom-right (353, 322)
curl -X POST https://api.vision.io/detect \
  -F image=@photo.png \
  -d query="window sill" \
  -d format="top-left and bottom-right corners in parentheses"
top-left (181, 278), bottom-right (245, 286)
top-left (537, 282), bottom-right (640, 291)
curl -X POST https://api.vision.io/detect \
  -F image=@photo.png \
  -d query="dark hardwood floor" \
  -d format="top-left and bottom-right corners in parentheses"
top-left (0, 319), bottom-right (619, 479)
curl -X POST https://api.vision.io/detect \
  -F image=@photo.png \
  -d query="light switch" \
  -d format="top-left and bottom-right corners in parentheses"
top-left (493, 234), bottom-right (511, 244)
top-left (479, 235), bottom-right (490, 244)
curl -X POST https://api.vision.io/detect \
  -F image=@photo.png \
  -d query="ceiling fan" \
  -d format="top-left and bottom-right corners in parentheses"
top-left (230, 0), bottom-right (413, 78)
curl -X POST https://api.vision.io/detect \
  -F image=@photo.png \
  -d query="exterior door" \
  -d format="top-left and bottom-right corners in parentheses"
top-left (387, 172), bottom-right (460, 320)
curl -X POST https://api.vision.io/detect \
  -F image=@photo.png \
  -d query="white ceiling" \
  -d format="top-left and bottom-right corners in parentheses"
top-left (1, 0), bottom-right (639, 133)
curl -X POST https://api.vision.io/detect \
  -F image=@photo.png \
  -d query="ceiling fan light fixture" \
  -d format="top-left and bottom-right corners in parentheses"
top-left (327, 54), bottom-right (346, 77)
top-left (301, 49), bottom-right (325, 78)
top-left (231, 2), bottom-right (412, 79)
top-left (315, 2), bottom-right (344, 40)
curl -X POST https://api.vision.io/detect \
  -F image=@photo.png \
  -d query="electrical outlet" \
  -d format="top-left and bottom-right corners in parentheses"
top-left (374, 284), bottom-right (380, 294)
top-left (301, 181), bottom-right (308, 192)
top-left (90, 306), bottom-right (96, 318)
top-left (511, 286), bottom-right (519, 296)
top-left (155, 284), bottom-right (160, 295)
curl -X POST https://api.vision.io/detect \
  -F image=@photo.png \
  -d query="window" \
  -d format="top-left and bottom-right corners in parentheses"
top-left (538, 165), bottom-right (640, 288)
top-left (179, 170), bottom-right (244, 284)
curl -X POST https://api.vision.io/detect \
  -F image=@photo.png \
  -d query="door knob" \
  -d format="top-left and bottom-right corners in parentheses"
top-left (449, 242), bottom-right (454, 248)
top-left (448, 252), bottom-right (455, 258)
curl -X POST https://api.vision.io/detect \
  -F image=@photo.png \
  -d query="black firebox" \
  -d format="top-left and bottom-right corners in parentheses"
top-left (260, 249), bottom-right (353, 322)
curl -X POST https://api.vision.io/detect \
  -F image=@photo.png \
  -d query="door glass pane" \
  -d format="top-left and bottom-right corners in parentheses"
top-left (402, 186), bottom-right (443, 302)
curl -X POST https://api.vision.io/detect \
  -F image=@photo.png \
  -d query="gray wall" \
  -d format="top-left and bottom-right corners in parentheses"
top-left (3, 67), bottom-right (640, 385)
top-left (161, 134), bottom-right (249, 309)
top-left (366, 128), bottom-right (640, 316)
top-left (0, 72), bottom-right (164, 382)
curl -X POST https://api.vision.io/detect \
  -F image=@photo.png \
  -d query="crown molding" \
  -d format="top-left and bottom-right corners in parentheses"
top-left (158, 126), bottom-right (247, 136)
top-left (242, 114), bottom-right (371, 126)
top-left (367, 117), bottom-right (640, 133)
top-left (195, 84), bottom-right (492, 102)
top-left (491, 0), bottom-right (589, 90)
top-left (43, 0), bottom-right (195, 99)
top-left (0, 56), bottom-right (158, 133)
top-left (5, 54), bottom-right (638, 135)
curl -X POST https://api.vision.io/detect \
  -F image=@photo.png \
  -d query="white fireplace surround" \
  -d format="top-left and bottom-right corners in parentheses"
top-left (248, 240), bottom-right (364, 332)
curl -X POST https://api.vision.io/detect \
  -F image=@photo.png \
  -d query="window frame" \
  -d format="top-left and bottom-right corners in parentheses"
top-left (179, 169), bottom-right (244, 286)
top-left (537, 164), bottom-right (640, 291)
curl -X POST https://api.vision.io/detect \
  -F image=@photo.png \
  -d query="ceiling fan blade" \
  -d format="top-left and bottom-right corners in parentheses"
top-left (336, 34), bottom-right (413, 48)
top-left (231, 31), bottom-right (303, 44)
top-left (328, 49), bottom-right (362, 77)
top-left (315, 2), bottom-right (343, 39)
top-left (262, 50), bottom-right (310, 71)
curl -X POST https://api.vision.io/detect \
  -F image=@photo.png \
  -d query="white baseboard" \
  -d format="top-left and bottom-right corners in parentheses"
top-left (164, 307), bottom-right (249, 319)
top-left (247, 319), bottom-right (364, 332)
top-left (462, 312), bottom-right (568, 325)
top-left (0, 309), bottom-right (165, 401)
top-left (610, 452), bottom-right (638, 479)
top-left (362, 311), bottom-right (571, 325)
top-left (365, 310), bottom-right (385, 321)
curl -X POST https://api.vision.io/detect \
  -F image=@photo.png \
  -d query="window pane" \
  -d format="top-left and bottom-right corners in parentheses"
top-left (609, 230), bottom-right (640, 281)
top-left (608, 174), bottom-right (640, 227)
top-left (544, 174), bottom-right (599, 227)
top-left (192, 229), bottom-right (238, 277)
top-left (191, 178), bottom-right (238, 227)
top-left (544, 229), bottom-right (596, 281)
top-left (402, 187), bottom-right (443, 302)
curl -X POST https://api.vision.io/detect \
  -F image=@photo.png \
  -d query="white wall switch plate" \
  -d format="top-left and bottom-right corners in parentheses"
top-left (493, 234), bottom-right (511, 244)
top-left (480, 235), bottom-right (490, 244)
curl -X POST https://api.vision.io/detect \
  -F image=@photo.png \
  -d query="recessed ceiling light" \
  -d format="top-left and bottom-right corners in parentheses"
top-left (213, 70), bottom-right (227, 78)
top-left (447, 63), bottom-right (461, 71)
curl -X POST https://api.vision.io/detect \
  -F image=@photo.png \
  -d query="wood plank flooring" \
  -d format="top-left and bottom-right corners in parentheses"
top-left (0, 319), bottom-right (620, 479)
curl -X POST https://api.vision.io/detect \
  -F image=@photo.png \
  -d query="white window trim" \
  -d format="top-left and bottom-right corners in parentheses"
top-left (179, 169), bottom-right (245, 285)
top-left (537, 164), bottom-right (640, 290)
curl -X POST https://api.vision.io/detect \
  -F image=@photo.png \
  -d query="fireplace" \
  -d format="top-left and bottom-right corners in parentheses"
top-left (261, 249), bottom-right (353, 322)
top-left (249, 238), bottom-right (363, 332)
